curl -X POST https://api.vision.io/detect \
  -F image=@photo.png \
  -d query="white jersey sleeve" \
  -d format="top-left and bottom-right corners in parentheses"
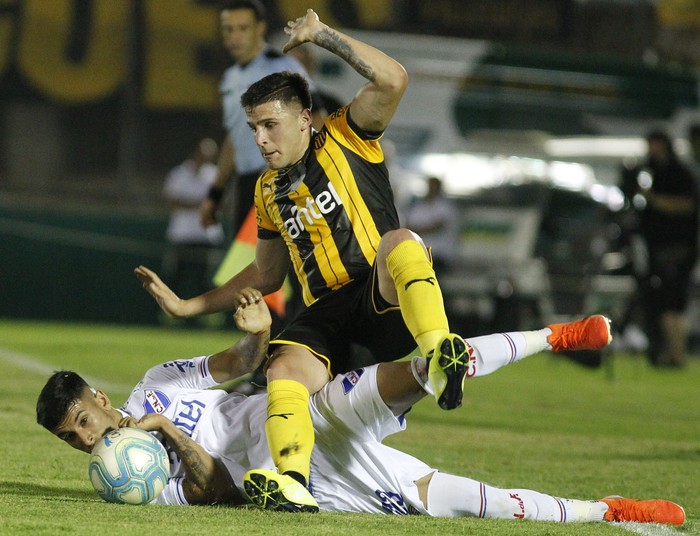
top-left (152, 477), bottom-right (188, 506)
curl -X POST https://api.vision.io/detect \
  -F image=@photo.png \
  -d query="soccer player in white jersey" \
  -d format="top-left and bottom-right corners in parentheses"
top-left (36, 293), bottom-right (684, 525)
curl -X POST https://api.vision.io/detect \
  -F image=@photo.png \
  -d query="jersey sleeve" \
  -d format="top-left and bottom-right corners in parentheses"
top-left (138, 355), bottom-right (220, 392)
top-left (323, 106), bottom-right (384, 164)
top-left (254, 175), bottom-right (279, 237)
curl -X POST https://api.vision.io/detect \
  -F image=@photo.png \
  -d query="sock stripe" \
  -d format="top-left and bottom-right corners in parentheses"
top-left (502, 333), bottom-right (517, 364)
top-left (479, 482), bottom-right (487, 518)
top-left (554, 497), bottom-right (566, 522)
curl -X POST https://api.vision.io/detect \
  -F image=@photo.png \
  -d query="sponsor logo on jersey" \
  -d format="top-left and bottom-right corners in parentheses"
top-left (163, 360), bottom-right (195, 373)
top-left (144, 390), bottom-right (170, 414)
top-left (342, 368), bottom-right (364, 394)
top-left (283, 183), bottom-right (343, 239)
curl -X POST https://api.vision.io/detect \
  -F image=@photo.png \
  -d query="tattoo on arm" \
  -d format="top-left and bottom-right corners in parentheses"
top-left (316, 29), bottom-right (374, 81)
top-left (173, 434), bottom-right (210, 488)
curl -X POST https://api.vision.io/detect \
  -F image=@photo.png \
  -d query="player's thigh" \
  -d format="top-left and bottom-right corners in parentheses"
top-left (267, 344), bottom-right (331, 393)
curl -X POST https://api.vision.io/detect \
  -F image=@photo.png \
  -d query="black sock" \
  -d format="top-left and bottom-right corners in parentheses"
top-left (284, 471), bottom-right (307, 487)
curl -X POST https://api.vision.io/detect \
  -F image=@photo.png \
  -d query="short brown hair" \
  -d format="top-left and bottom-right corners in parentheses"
top-left (241, 71), bottom-right (312, 112)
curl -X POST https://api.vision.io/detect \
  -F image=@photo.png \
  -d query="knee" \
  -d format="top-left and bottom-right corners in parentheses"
top-left (378, 228), bottom-right (426, 260)
top-left (266, 347), bottom-right (330, 393)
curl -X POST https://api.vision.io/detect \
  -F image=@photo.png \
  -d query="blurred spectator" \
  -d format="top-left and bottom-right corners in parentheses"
top-left (689, 123), bottom-right (700, 172)
top-left (405, 176), bottom-right (458, 276)
top-left (636, 129), bottom-right (699, 367)
top-left (162, 138), bottom-right (224, 319)
top-left (200, 0), bottom-right (314, 239)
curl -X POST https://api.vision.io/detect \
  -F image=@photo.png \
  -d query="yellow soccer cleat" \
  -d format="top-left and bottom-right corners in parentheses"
top-left (243, 469), bottom-right (319, 513)
top-left (427, 334), bottom-right (471, 410)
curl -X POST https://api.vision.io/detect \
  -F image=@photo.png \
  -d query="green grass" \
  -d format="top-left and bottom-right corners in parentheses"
top-left (0, 319), bottom-right (697, 535)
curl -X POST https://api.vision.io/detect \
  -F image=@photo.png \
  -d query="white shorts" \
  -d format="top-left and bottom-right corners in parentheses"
top-left (309, 365), bottom-right (435, 515)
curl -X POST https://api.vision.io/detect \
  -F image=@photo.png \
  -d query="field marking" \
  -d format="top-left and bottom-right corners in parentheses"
top-left (616, 522), bottom-right (687, 536)
top-left (0, 347), bottom-right (133, 392)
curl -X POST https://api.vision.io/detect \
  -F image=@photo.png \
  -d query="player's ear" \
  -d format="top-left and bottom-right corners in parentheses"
top-left (300, 108), bottom-right (312, 131)
top-left (257, 20), bottom-right (267, 40)
top-left (95, 390), bottom-right (112, 409)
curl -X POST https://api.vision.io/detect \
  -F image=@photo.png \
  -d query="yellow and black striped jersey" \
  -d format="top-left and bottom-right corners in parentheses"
top-left (255, 105), bottom-right (399, 306)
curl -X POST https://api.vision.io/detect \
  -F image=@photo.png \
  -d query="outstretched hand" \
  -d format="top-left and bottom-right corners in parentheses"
top-left (134, 265), bottom-right (187, 318)
top-left (282, 9), bottom-right (323, 53)
top-left (233, 288), bottom-right (271, 335)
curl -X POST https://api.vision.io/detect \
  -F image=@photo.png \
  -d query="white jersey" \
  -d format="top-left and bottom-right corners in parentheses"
top-left (120, 359), bottom-right (433, 514)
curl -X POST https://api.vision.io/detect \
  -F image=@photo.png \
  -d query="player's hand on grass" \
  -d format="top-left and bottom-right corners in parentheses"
top-left (134, 265), bottom-right (188, 318)
top-left (233, 288), bottom-right (271, 335)
top-left (283, 9), bottom-right (324, 53)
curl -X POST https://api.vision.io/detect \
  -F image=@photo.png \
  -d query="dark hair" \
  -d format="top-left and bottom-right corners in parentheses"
top-left (36, 371), bottom-right (91, 432)
top-left (220, 0), bottom-right (266, 21)
top-left (241, 71), bottom-right (312, 111)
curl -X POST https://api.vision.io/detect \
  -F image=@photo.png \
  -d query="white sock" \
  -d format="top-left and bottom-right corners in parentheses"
top-left (425, 471), bottom-right (608, 522)
top-left (465, 329), bottom-right (550, 378)
top-left (411, 329), bottom-right (551, 395)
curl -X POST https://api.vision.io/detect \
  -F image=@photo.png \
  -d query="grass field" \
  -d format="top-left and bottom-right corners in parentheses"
top-left (1, 319), bottom-right (697, 535)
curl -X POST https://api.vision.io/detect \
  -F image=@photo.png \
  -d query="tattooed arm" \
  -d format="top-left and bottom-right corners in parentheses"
top-left (125, 414), bottom-right (245, 506)
top-left (282, 9), bottom-right (408, 133)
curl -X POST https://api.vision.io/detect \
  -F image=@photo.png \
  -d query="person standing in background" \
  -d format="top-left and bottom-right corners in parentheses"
top-left (200, 0), bottom-right (319, 239)
top-left (638, 129), bottom-right (699, 368)
top-left (162, 138), bottom-right (224, 323)
top-left (405, 176), bottom-right (459, 276)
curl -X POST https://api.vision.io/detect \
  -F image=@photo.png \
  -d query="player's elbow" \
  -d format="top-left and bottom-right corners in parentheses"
top-left (379, 63), bottom-right (408, 98)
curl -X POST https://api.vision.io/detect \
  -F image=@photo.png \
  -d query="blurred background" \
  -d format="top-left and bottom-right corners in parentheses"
top-left (1, 0), bottom-right (699, 359)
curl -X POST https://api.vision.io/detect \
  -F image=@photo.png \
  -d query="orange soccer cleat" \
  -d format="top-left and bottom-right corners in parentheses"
top-left (547, 315), bottom-right (612, 352)
top-left (601, 497), bottom-right (686, 525)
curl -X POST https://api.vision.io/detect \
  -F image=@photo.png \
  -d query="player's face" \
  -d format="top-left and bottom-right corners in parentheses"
top-left (52, 389), bottom-right (120, 454)
top-left (220, 8), bottom-right (265, 65)
top-left (246, 100), bottom-right (312, 169)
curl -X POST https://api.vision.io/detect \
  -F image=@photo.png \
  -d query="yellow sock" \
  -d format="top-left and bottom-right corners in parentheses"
top-left (386, 240), bottom-right (449, 356)
top-left (265, 379), bottom-right (314, 483)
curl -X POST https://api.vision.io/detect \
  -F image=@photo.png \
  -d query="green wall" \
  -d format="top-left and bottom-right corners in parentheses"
top-left (0, 201), bottom-right (168, 325)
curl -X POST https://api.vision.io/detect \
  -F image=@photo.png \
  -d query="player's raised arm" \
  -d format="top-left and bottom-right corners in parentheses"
top-left (282, 9), bottom-right (408, 133)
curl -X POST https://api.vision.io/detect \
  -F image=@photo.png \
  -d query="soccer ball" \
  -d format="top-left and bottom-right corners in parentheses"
top-left (88, 427), bottom-right (170, 505)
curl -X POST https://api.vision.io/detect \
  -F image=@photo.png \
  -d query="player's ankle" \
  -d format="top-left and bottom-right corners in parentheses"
top-left (284, 471), bottom-right (307, 487)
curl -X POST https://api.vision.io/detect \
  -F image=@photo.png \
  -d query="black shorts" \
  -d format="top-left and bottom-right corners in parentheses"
top-left (269, 264), bottom-right (417, 376)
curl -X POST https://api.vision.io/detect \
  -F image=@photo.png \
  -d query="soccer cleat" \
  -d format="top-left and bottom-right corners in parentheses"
top-left (427, 334), bottom-right (471, 410)
top-left (547, 315), bottom-right (612, 352)
top-left (601, 497), bottom-right (685, 525)
top-left (243, 469), bottom-right (319, 513)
